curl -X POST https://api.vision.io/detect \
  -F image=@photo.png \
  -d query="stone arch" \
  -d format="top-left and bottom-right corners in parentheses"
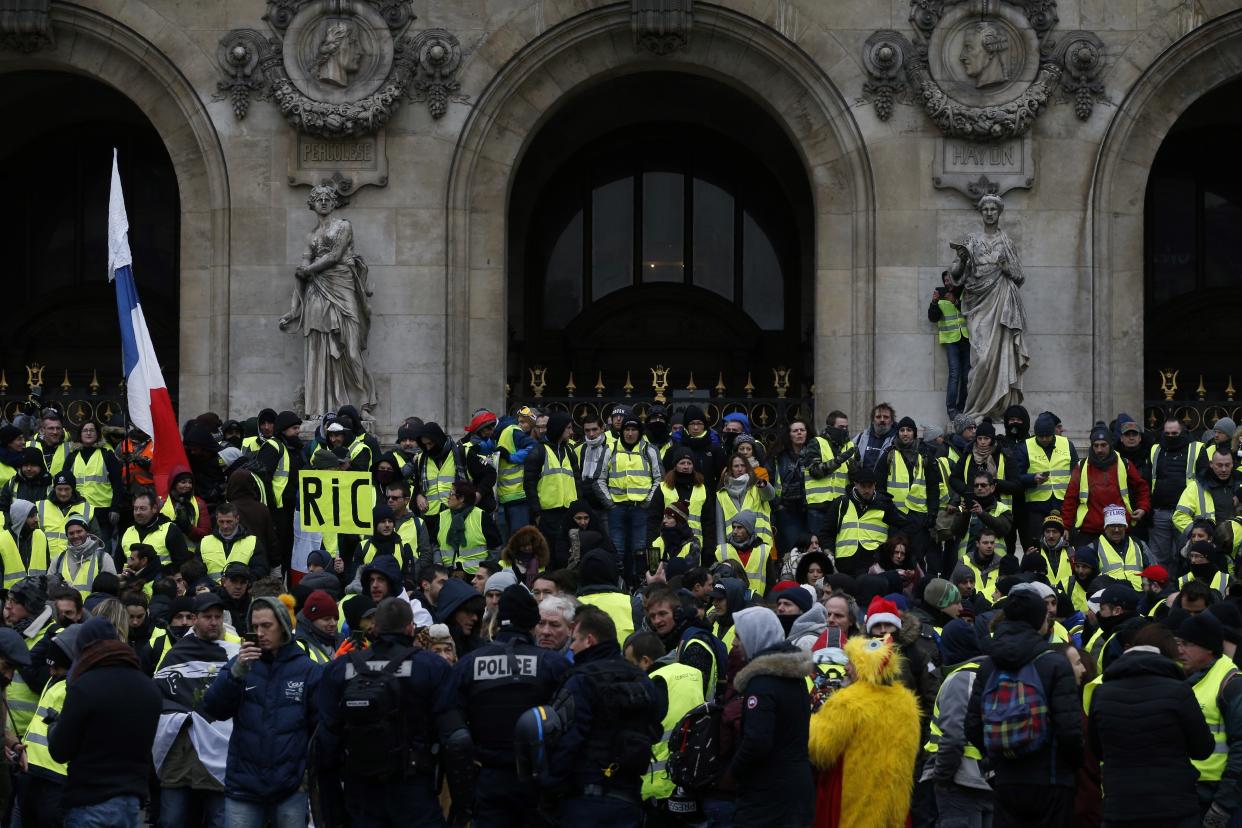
top-left (445, 3), bottom-right (874, 425)
top-left (0, 2), bottom-right (230, 416)
top-left (1091, 10), bottom-right (1242, 419)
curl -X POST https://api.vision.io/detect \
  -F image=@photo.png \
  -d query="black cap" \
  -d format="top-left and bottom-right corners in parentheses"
top-left (975, 419), bottom-right (996, 438)
top-left (275, 410), bottom-right (301, 432)
top-left (222, 562), bottom-right (252, 582)
top-left (1100, 584), bottom-right (1140, 611)
top-left (52, 471), bottom-right (75, 488)
top-left (853, 467), bottom-right (879, 485)
top-left (171, 596), bottom-right (196, 616)
top-left (498, 585), bottom-right (540, 630)
top-left (0, 629), bottom-right (31, 667)
top-left (1178, 611), bottom-right (1225, 657)
top-left (193, 592), bottom-right (225, 612)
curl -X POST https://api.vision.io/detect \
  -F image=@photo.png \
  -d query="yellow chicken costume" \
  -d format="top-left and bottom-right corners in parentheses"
top-left (808, 634), bottom-right (922, 828)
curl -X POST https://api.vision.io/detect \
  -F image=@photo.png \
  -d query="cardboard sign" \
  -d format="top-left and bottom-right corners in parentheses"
top-left (299, 470), bottom-right (374, 534)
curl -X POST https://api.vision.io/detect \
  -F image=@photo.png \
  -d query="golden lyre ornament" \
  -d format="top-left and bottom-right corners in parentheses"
top-left (650, 366), bottom-right (670, 404)
top-left (1158, 369), bottom-right (1178, 401)
top-left (26, 363), bottom-right (45, 392)
top-left (773, 367), bottom-right (791, 400)
top-left (528, 367), bottom-right (547, 400)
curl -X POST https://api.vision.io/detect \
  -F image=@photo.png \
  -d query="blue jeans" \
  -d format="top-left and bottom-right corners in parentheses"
top-left (225, 791), bottom-right (307, 828)
top-left (945, 339), bottom-right (970, 416)
top-left (608, 502), bottom-right (648, 585)
top-left (502, 501), bottom-right (531, 542)
top-left (773, 507), bottom-right (807, 557)
top-left (162, 787), bottom-right (225, 828)
top-left (65, 795), bottom-right (141, 828)
top-left (806, 504), bottom-right (831, 543)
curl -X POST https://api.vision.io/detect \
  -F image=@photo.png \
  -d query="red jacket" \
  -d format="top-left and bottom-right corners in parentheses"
top-left (1062, 455), bottom-right (1151, 535)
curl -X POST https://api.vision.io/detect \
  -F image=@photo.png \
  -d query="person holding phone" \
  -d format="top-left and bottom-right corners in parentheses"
top-left (928, 270), bottom-right (970, 418)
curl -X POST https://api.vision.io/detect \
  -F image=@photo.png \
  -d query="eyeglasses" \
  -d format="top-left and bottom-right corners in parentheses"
top-left (386, 495), bottom-right (404, 501)
top-left (973, 483), bottom-right (992, 489)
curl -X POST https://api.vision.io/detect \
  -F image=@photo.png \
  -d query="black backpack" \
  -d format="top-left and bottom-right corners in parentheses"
top-left (341, 646), bottom-right (412, 781)
top-left (553, 660), bottom-right (661, 782)
top-left (665, 701), bottom-right (726, 791)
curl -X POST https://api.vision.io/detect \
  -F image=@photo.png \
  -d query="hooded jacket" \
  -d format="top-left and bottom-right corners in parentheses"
top-left (165, 465), bottom-right (210, 542)
top-left (434, 577), bottom-right (485, 655)
top-left (224, 470), bottom-right (278, 561)
top-left (786, 603), bottom-right (828, 652)
top-left (200, 596), bottom-right (323, 804)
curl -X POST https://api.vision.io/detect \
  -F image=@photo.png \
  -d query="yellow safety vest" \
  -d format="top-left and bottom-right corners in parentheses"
top-left (27, 440), bottom-right (68, 476)
top-left (36, 500), bottom-right (93, 558)
top-left (70, 449), bottom-right (112, 509)
top-left (435, 508), bottom-right (489, 574)
top-left (24, 676), bottom-right (67, 779)
top-left (394, 513), bottom-right (424, 554)
top-left (961, 454), bottom-right (1012, 509)
top-left (1049, 620), bottom-right (1069, 644)
top-left (1175, 479), bottom-right (1222, 532)
top-left (955, 502), bottom-right (1011, 558)
top-left (936, 456), bottom-right (954, 510)
top-left (713, 621), bottom-right (736, 652)
top-left (722, 542), bottom-right (768, 597)
top-left (578, 590), bottom-right (634, 642)
top-left (160, 495), bottom-right (201, 553)
top-left (716, 487), bottom-right (773, 546)
top-left (421, 450), bottom-right (460, 516)
top-left (924, 661), bottom-right (982, 759)
top-left (247, 436), bottom-right (290, 506)
top-left (1043, 549), bottom-right (1073, 595)
top-left (1068, 578), bottom-right (1090, 614)
top-left (199, 535), bottom-right (258, 580)
top-left (1085, 628), bottom-right (1111, 667)
top-left (1025, 436), bottom-right (1072, 503)
top-left (805, 437), bottom-right (852, 505)
top-left (241, 435), bottom-right (262, 453)
top-left (1180, 571), bottom-right (1231, 596)
top-left (0, 530), bottom-right (49, 588)
top-left (294, 638), bottom-right (331, 665)
top-left (538, 445), bottom-right (578, 510)
top-left (936, 299), bottom-right (969, 344)
top-left (961, 555), bottom-right (1005, 603)
top-left (359, 538), bottom-right (415, 572)
top-left (496, 425), bottom-right (526, 504)
top-left (834, 499), bottom-right (888, 561)
top-left (608, 442), bottom-right (656, 505)
top-left (7, 623), bottom-right (47, 736)
top-left (652, 536), bottom-right (696, 561)
top-left (1095, 536), bottom-right (1144, 590)
top-left (643, 662), bottom-right (707, 801)
top-left (121, 520), bottom-right (174, 567)
top-left (888, 450), bottom-right (929, 514)
top-left (659, 482), bottom-right (707, 547)
top-left (54, 548), bottom-right (104, 597)
top-left (1073, 457), bottom-right (1131, 528)
top-left (1150, 442), bottom-right (1200, 497)
top-left (1192, 656), bottom-right (1238, 782)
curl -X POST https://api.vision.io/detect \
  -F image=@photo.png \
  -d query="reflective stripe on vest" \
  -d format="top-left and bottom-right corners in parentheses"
top-left (0, 531), bottom-right (48, 588)
top-left (660, 482), bottom-right (706, 546)
top-left (1175, 480), bottom-right (1212, 525)
top-left (834, 501), bottom-right (887, 561)
top-left (27, 440), bottom-right (68, 476)
top-left (643, 662), bottom-right (707, 801)
top-left (7, 626), bottom-right (45, 736)
top-left (1150, 442), bottom-right (1200, 496)
top-left (1180, 571), bottom-right (1231, 596)
top-left (422, 451), bottom-right (458, 516)
top-left (805, 437), bottom-right (851, 504)
top-left (37, 500), bottom-right (92, 558)
top-left (436, 509), bottom-right (488, 573)
top-left (924, 661), bottom-right (982, 758)
top-left (608, 443), bottom-right (655, 504)
top-left (936, 299), bottom-right (968, 344)
top-left (24, 676), bottom-right (67, 779)
top-left (122, 522), bottom-right (173, 567)
top-left (496, 425), bottom-right (526, 504)
top-left (962, 555), bottom-right (1004, 603)
top-left (56, 549), bottom-right (102, 597)
top-left (1024, 436), bottom-right (1072, 503)
top-left (1193, 656), bottom-right (1239, 782)
top-left (723, 543), bottom-right (768, 597)
top-left (955, 504), bottom-right (1011, 558)
top-left (1096, 536), bottom-right (1144, 590)
top-left (71, 450), bottom-right (111, 509)
top-left (266, 437), bottom-right (291, 504)
top-left (538, 445), bottom-right (577, 510)
top-left (652, 536), bottom-right (695, 561)
top-left (716, 487), bottom-right (773, 546)
top-left (1075, 457), bottom-right (1131, 527)
top-left (888, 451), bottom-right (929, 514)
top-left (360, 539), bottom-right (413, 572)
top-left (161, 495), bottom-right (201, 553)
top-left (199, 535), bottom-right (258, 580)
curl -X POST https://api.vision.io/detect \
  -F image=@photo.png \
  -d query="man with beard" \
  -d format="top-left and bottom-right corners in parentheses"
top-left (822, 468), bottom-right (909, 577)
top-left (1063, 422), bottom-right (1151, 543)
top-left (883, 417), bottom-right (940, 570)
top-left (49, 516), bottom-right (115, 596)
top-left (1021, 513), bottom-right (1072, 596)
top-left (153, 592), bottom-right (237, 827)
top-left (1148, 417), bottom-right (1201, 568)
top-left (1016, 412), bottom-right (1079, 550)
top-left (854, 402), bottom-right (896, 473)
top-left (1174, 447), bottom-right (1242, 542)
top-left (951, 470), bottom-right (1014, 562)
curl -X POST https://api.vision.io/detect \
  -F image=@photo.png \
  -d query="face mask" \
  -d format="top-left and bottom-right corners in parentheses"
top-left (825, 426), bottom-right (848, 443)
top-left (646, 422), bottom-right (669, 440)
top-left (778, 613), bottom-right (797, 635)
top-left (1098, 612), bottom-right (1126, 634)
top-left (1161, 431), bottom-right (1189, 450)
top-left (1191, 562), bottom-right (1217, 582)
top-left (169, 624), bottom-right (191, 639)
top-left (1006, 421), bottom-right (1023, 437)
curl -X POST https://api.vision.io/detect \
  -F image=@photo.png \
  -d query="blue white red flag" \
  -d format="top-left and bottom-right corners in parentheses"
top-left (108, 149), bottom-right (189, 497)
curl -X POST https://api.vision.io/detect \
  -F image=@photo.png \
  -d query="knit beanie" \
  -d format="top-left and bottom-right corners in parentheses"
top-left (1001, 590), bottom-right (1048, 631)
top-left (774, 587), bottom-right (813, 615)
top-left (485, 570), bottom-right (519, 595)
top-left (922, 424), bottom-right (944, 443)
top-left (498, 585), bottom-right (540, 631)
top-left (975, 420), bottom-right (996, 438)
top-left (1178, 611), bottom-right (1225, 657)
top-left (923, 578), bottom-right (961, 610)
top-left (303, 590), bottom-right (338, 621)
top-left (952, 414), bottom-right (974, 436)
top-left (1033, 412), bottom-right (1057, 437)
top-left (1216, 418), bottom-right (1238, 438)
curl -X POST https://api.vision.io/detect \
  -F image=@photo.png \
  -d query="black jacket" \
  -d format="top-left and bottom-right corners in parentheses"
top-left (48, 656), bottom-right (163, 808)
top-left (965, 620), bottom-right (1083, 788)
top-left (728, 645), bottom-right (814, 827)
top-left (1087, 648), bottom-right (1213, 822)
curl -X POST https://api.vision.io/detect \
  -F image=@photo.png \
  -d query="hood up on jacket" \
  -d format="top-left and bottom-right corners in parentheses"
top-left (434, 577), bottom-right (484, 624)
top-left (248, 595), bottom-right (293, 645)
top-left (358, 555), bottom-right (403, 599)
top-left (787, 603), bottom-right (828, 650)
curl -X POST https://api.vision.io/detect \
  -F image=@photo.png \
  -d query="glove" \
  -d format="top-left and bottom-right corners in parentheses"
top-left (510, 448), bottom-right (530, 464)
top-left (230, 657), bottom-right (251, 680)
top-left (1205, 803), bottom-right (1230, 828)
top-left (753, 466), bottom-right (770, 483)
top-left (400, 463), bottom-right (415, 478)
top-left (108, 511), bottom-right (120, 526)
top-left (476, 439), bottom-right (496, 453)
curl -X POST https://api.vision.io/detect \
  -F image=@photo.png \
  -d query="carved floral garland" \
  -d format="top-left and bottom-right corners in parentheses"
top-left (907, 56), bottom-right (1063, 140)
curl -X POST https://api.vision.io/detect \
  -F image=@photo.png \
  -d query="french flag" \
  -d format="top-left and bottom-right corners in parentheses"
top-left (109, 150), bottom-right (189, 497)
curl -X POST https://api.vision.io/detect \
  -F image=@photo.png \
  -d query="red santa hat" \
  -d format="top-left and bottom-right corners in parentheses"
top-left (864, 595), bottom-right (903, 633)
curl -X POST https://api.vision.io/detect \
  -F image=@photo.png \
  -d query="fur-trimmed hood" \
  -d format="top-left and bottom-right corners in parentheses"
top-left (734, 646), bottom-right (812, 693)
top-left (895, 609), bottom-right (923, 647)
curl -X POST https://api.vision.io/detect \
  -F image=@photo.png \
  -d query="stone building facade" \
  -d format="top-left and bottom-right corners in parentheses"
top-left (3, 0), bottom-right (1240, 438)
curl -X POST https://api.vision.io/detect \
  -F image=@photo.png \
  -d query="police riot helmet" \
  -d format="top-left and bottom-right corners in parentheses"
top-left (513, 704), bottom-right (563, 783)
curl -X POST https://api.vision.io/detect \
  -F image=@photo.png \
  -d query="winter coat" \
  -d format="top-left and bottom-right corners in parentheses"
top-left (1060, 454), bottom-right (1152, 535)
top-left (965, 620), bottom-right (1083, 788)
top-left (729, 645), bottom-right (814, 828)
top-left (1087, 647), bottom-right (1213, 823)
top-left (920, 658), bottom-right (991, 791)
top-left (896, 611), bottom-right (943, 735)
top-left (200, 615), bottom-right (323, 803)
top-left (225, 470), bottom-right (279, 562)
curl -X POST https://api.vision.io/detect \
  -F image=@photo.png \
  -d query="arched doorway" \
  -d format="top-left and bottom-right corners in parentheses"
top-left (506, 72), bottom-right (814, 426)
top-left (0, 71), bottom-right (179, 417)
top-left (1143, 77), bottom-right (1242, 428)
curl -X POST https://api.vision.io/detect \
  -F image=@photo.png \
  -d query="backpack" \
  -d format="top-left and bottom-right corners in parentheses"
top-left (551, 660), bottom-right (660, 782)
top-left (980, 651), bottom-right (1051, 759)
top-left (341, 646), bottom-right (413, 780)
top-left (665, 701), bottom-right (726, 791)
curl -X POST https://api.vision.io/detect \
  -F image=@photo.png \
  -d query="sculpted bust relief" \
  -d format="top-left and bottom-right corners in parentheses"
top-left (313, 20), bottom-right (364, 88)
top-left (959, 22), bottom-right (1011, 88)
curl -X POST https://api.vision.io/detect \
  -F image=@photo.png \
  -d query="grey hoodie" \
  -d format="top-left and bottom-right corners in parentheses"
top-left (732, 606), bottom-right (783, 658)
top-left (785, 603), bottom-right (828, 652)
top-left (248, 596), bottom-right (293, 645)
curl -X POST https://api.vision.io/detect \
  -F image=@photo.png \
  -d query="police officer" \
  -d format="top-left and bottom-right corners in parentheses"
top-left (316, 597), bottom-right (472, 828)
top-left (446, 585), bottom-right (569, 827)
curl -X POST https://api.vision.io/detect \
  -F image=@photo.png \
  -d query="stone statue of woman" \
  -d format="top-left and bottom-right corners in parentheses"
top-left (279, 185), bottom-right (378, 416)
top-left (948, 194), bottom-right (1029, 419)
